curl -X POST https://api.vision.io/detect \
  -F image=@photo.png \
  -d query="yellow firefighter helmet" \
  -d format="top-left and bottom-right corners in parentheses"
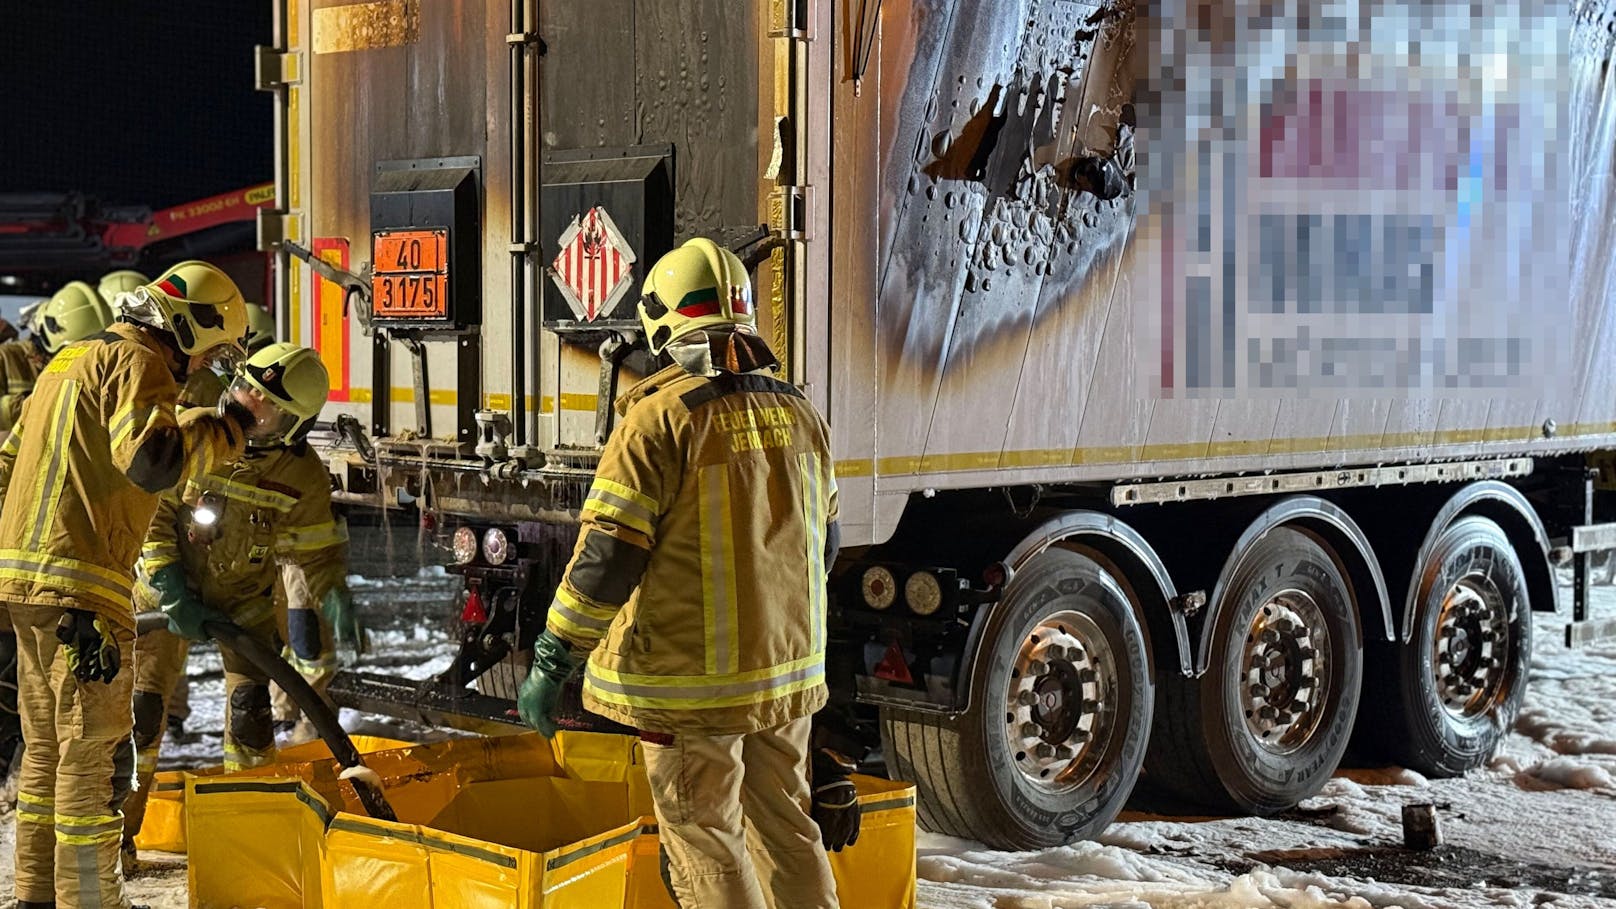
top-left (117, 260), bottom-right (248, 361)
top-left (245, 303), bottom-right (276, 352)
top-left (37, 280), bottom-right (115, 355)
top-left (226, 342), bottom-right (330, 446)
top-left (97, 269), bottom-right (149, 304)
top-left (637, 237), bottom-right (754, 355)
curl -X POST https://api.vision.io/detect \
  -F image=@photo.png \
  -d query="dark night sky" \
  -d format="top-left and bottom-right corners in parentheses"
top-left (1, 1), bottom-right (273, 210)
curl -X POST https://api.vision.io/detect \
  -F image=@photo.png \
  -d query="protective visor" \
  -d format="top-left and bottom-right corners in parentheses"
top-left (222, 375), bottom-right (302, 446)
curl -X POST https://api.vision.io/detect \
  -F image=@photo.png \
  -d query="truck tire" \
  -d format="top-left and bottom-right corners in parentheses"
top-left (1364, 516), bottom-right (1531, 777)
top-left (880, 547), bottom-right (1152, 849)
top-left (1147, 527), bottom-right (1361, 815)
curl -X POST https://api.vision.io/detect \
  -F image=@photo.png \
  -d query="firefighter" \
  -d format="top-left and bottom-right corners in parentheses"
top-left (245, 302), bottom-right (276, 354)
top-left (97, 271), bottom-right (149, 310)
top-left (1, 280), bottom-right (115, 433)
top-left (0, 260), bottom-right (251, 909)
top-left (0, 280), bottom-right (119, 799)
top-left (152, 302), bottom-right (287, 744)
top-left (519, 238), bottom-right (842, 909)
top-left (121, 343), bottom-right (358, 857)
top-left (145, 301), bottom-right (283, 746)
top-left (148, 324), bottom-right (244, 743)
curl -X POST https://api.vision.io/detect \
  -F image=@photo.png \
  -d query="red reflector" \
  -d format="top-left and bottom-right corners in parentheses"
top-left (461, 586), bottom-right (488, 624)
top-left (873, 642), bottom-right (914, 684)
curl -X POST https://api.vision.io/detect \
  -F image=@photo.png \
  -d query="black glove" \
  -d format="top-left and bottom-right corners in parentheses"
top-left (55, 609), bottom-right (120, 684)
top-left (811, 747), bottom-right (861, 851)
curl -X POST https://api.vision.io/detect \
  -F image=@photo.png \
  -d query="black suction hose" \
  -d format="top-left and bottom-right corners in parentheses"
top-left (135, 611), bottom-right (397, 821)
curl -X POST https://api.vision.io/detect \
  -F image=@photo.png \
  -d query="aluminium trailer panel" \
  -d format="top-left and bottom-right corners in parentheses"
top-left (278, 0), bottom-right (770, 451)
top-left (823, 1), bottom-right (1616, 544)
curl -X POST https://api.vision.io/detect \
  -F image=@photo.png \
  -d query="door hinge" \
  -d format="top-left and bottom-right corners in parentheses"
top-left (254, 46), bottom-right (302, 91)
top-left (768, 186), bottom-right (808, 242)
top-left (256, 209), bottom-right (299, 252)
top-left (769, 0), bottom-right (810, 39)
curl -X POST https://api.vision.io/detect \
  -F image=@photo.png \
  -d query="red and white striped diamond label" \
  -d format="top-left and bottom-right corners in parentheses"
top-left (549, 206), bottom-right (637, 322)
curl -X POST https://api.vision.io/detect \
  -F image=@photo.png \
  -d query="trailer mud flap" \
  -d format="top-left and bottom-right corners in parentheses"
top-left (182, 731), bottom-right (919, 908)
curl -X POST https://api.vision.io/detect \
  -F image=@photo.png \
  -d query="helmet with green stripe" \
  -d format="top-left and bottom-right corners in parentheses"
top-left (636, 237), bottom-right (753, 355)
top-left (116, 260), bottom-right (248, 362)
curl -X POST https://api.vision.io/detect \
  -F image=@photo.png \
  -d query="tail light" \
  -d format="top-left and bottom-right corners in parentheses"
top-left (461, 585), bottom-right (488, 623)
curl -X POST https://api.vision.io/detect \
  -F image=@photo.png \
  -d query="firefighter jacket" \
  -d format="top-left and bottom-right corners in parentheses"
top-left (0, 323), bottom-right (245, 631)
top-left (546, 363), bottom-right (839, 736)
top-left (0, 340), bottom-right (42, 432)
top-left (135, 442), bottom-right (348, 632)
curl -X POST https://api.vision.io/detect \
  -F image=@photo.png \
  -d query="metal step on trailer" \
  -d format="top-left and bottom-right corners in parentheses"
top-left (1563, 522), bottom-right (1616, 647)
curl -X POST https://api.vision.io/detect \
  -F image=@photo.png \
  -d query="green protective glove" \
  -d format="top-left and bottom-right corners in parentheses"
top-left (321, 584), bottom-right (367, 656)
top-left (151, 563), bottom-right (229, 642)
top-left (55, 609), bottom-right (120, 684)
top-left (517, 630), bottom-right (576, 738)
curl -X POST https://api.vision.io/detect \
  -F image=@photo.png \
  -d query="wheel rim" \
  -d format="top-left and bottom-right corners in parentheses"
top-left (1431, 572), bottom-right (1512, 721)
top-left (1240, 589), bottom-right (1332, 755)
top-left (1002, 611), bottom-right (1117, 793)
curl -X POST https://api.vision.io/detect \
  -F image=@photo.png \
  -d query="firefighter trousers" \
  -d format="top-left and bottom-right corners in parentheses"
top-left (9, 601), bottom-right (137, 909)
top-left (641, 715), bottom-right (839, 909)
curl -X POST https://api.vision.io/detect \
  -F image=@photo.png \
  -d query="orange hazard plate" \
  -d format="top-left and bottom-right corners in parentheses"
top-left (373, 228), bottom-right (449, 319)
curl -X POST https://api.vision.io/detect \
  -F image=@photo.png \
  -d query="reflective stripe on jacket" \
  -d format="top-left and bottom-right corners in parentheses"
top-left (547, 363), bottom-right (838, 735)
top-left (0, 324), bottom-right (244, 629)
top-left (136, 443), bottom-right (347, 624)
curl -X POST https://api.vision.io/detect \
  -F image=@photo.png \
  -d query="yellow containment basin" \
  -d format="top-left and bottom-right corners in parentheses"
top-left (184, 731), bottom-right (917, 909)
top-left (134, 735), bottom-right (414, 854)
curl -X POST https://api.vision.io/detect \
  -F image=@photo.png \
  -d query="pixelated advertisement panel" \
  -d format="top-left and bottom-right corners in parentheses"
top-left (1137, 2), bottom-right (1574, 399)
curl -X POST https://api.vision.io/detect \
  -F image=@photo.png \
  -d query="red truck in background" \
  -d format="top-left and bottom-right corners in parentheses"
top-left (0, 182), bottom-right (274, 302)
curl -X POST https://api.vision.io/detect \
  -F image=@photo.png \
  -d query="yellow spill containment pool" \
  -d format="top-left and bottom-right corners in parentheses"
top-left (134, 735), bottom-right (414, 854)
top-left (175, 731), bottom-right (917, 908)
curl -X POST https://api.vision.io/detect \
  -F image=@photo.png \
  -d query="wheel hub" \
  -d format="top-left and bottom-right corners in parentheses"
top-left (1432, 576), bottom-right (1511, 720)
top-left (1240, 590), bottom-right (1331, 755)
top-left (1003, 612), bottom-right (1115, 793)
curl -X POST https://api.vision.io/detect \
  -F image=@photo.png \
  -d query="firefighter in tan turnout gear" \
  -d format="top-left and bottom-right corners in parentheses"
top-left (151, 300), bottom-right (281, 741)
top-left (519, 237), bottom-right (843, 909)
top-left (0, 260), bottom-right (251, 909)
top-left (0, 277), bottom-right (122, 833)
top-left (122, 343), bottom-right (356, 855)
top-left (0, 280), bottom-right (117, 434)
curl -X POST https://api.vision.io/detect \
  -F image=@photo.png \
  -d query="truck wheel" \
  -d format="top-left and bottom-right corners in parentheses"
top-left (880, 547), bottom-right (1152, 849)
top-left (1366, 516), bottom-right (1531, 777)
top-left (1148, 527), bottom-right (1361, 815)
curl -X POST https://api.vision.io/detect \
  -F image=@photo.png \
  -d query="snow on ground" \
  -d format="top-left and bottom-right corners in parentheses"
top-left (3, 572), bottom-right (1616, 908)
